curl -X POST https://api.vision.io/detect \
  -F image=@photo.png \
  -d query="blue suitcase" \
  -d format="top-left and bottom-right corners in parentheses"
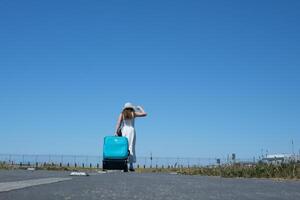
top-left (102, 136), bottom-right (129, 171)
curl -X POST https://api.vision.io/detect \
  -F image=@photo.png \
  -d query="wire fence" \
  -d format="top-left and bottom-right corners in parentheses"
top-left (0, 154), bottom-right (256, 169)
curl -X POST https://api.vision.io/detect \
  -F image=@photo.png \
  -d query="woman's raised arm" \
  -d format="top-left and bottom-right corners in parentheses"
top-left (135, 106), bottom-right (147, 117)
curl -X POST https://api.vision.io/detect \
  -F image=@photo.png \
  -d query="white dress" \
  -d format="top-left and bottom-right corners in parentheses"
top-left (121, 117), bottom-right (136, 163)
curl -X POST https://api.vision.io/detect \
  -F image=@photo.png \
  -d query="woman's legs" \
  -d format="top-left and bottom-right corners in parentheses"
top-left (123, 127), bottom-right (136, 163)
top-left (129, 162), bottom-right (134, 170)
top-left (122, 127), bottom-right (136, 171)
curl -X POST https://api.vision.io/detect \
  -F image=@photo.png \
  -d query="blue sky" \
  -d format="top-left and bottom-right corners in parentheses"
top-left (0, 0), bottom-right (299, 159)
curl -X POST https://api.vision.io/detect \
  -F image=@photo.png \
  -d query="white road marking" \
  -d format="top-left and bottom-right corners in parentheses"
top-left (70, 172), bottom-right (89, 176)
top-left (0, 177), bottom-right (72, 192)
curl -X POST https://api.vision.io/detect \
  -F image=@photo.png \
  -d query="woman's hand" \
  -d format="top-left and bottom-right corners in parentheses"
top-left (135, 105), bottom-right (147, 117)
top-left (136, 106), bottom-right (142, 111)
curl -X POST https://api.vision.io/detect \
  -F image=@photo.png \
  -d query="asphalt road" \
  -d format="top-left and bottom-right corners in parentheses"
top-left (0, 169), bottom-right (299, 200)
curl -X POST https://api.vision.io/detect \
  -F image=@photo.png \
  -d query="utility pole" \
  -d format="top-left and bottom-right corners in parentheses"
top-left (292, 139), bottom-right (295, 155)
top-left (150, 152), bottom-right (153, 168)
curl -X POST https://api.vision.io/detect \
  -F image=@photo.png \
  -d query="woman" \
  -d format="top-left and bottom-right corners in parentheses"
top-left (115, 102), bottom-right (147, 171)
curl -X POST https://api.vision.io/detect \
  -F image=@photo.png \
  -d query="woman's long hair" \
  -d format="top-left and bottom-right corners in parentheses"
top-left (122, 108), bottom-right (135, 120)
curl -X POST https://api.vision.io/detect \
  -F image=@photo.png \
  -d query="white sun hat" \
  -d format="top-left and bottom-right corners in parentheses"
top-left (123, 102), bottom-right (135, 110)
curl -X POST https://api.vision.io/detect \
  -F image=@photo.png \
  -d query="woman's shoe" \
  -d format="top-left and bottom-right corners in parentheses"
top-left (129, 168), bottom-right (135, 172)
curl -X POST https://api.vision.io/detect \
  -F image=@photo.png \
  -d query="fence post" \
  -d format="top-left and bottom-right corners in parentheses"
top-left (150, 153), bottom-right (153, 168)
top-left (61, 155), bottom-right (64, 165)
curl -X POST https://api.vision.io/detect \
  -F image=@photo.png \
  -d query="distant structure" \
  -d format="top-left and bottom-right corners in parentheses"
top-left (232, 153), bottom-right (236, 161)
top-left (261, 154), bottom-right (298, 164)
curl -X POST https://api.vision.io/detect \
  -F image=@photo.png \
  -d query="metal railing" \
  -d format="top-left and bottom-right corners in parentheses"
top-left (0, 154), bottom-right (255, 168)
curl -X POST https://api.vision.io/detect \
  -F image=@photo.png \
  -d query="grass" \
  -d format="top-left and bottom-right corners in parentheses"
top-left (175, 163), bottom-right (300, 179)
top-left (134, 162), bottom-right (300, 180)
top-left (0, 162), bottom-right (99, 172)
top-left (1, 161), bottom-right (299, 179)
